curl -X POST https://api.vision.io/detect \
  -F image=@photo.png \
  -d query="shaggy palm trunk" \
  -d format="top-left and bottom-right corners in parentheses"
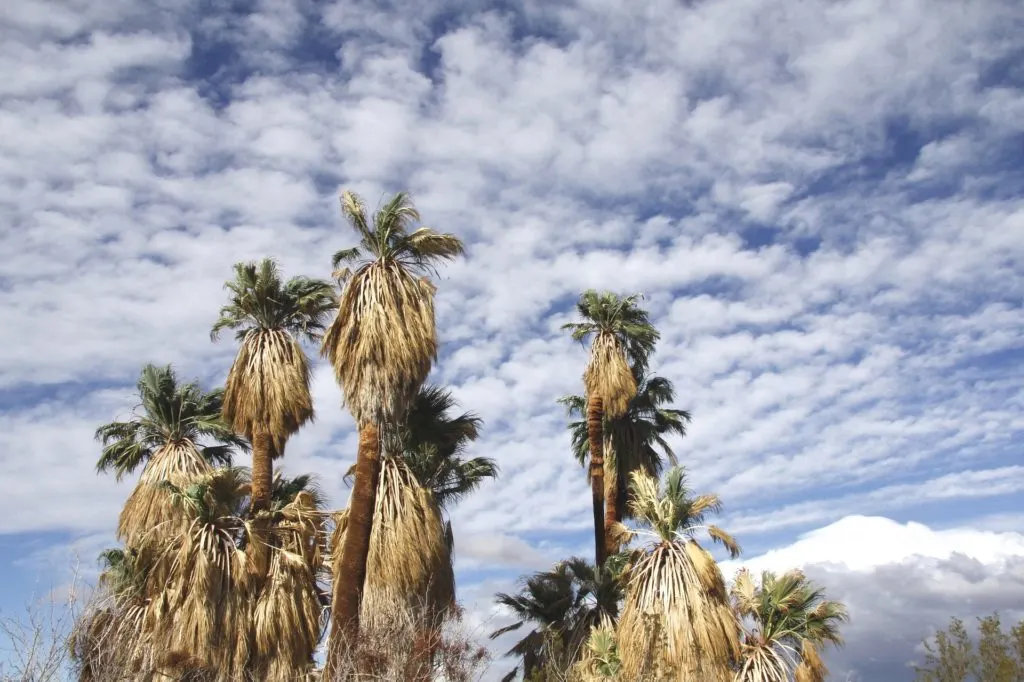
top-left (249, 431), bottom-right (277, 578)
top-left (328, 422), bottom-right (382, 674)
top-left (587, 396), bottom-right (606, 568)
top-left (603, 433), bottom-right (619, 559)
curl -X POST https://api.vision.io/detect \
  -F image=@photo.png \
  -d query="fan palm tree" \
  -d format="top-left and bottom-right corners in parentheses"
top-left (561, 368), bottom-right (691, 557)
top-left (614, 468), bottom-right (741, 681)
top-left (562, 291), bottom-right (659, 567)
top-left (210, 258), bottom-right (335, 518)
top-left (321, 190), bottom-right (464, 655)
top-left (490, 558), bottom-right (622, 682)
top-left (95, 363), bottom-right (247, 549)
top-left (731, 569), bottom-right (848, 682)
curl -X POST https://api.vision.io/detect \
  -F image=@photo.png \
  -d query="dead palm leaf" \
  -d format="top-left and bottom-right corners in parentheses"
top-left (616, 468), bottom-right (740, 681)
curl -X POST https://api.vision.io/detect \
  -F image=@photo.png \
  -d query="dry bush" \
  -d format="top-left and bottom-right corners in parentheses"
top-left (325, 603), bottom-right (489, 682)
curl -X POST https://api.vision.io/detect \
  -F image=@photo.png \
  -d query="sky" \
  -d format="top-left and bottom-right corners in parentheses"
top-left (0, 0), bottom-right (1023, 679)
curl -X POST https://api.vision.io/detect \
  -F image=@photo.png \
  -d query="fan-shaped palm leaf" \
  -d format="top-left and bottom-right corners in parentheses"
top-left (490, 558), bottom-right (622, 681)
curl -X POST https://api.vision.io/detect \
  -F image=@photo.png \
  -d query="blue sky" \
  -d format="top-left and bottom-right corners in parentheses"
top-left (1, 0), bottom-right (1023, 679)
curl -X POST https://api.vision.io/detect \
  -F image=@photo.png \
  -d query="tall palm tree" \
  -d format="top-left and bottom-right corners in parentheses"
top-left (210, 258), bottom-right (335, 518)
top-left (321, 190), bottom-right (464, 657)
top-left (491, 558), bottom-right (622, 682)
top-left (95, 363), bottom-right (246, 549)
top-left (562, 291), bottom-right (658, 567)
top-left (561, 367), bottom-right (691, 556)
top-left (614, 468), bottom-right (741, 681)
top-left (731, 569), bottom-right (848, 682)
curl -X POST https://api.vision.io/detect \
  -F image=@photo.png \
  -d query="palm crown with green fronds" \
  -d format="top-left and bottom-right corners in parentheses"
top-left (322, 191), bottom-right (465, 427)
top-left (562, 290), bottom-right (659, 376)
top-left (210, 258), bottom-right (336, 344)
top-left (95, 364), bottom-right (247, 481)
top-left (560, 367), bottom-right (691, 517)
top-left (490, 558), bottom-right (622, 682)
top-left (614, 467), bottom-right (741, 679)
top-left (400, 384), bottom-right (497, 509)
top-left (732, 569), bottom-right (849, 682)
top-left (329, 191), bottom-right (465, 285)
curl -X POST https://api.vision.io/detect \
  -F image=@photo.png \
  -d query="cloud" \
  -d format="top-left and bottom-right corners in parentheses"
top-left (723, 515), bottom-right (1024, 681)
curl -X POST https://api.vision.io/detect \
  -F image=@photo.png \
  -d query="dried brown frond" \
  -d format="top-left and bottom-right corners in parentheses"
top-left (117, 441), bottom-right (212, 547)
top-left (251, 491), bottom-right (326, 680)
top-left (331, 456), bottom-right (454, 632)
top-left (146, 471), bottom-right (253, 680)
top-left (223, 328), bottom-right (314, 450)
top-left (794, 641), bottom-right (827, 682)
top-left (617, 540), bottom-right (739, 681)
top-left (584, 332), bottom-right (637, 419)
top-left (734, 640), bottom-right (789, 682)
top-left (322, 261), bottom-right (437, 426)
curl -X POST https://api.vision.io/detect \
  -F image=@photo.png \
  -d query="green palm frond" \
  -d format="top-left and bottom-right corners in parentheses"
top-left (334, 191), bottom-right (465, 280)
top-left (95, 364), bottom-right (247, 480)
top-left (491, 558), bottom-right (622, 680)
top-left (562, 290), bottom-right (659, 374)
top-left (399, 384), bottom-right (495, 508)
top-left (732, 568), bottom-right (849, 682)
top-left (210, 258), bottom-right (336, 344)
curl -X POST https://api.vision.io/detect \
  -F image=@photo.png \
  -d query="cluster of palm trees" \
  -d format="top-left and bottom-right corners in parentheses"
top-left (73, 190), bottom-right (848, 681)
top-left (489, 293), bottom-right (850, 680)
top-left (74, 192), bottom-right (495, 680)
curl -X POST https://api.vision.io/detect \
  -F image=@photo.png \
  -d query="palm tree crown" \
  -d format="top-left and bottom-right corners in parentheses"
top-left (491, 558), bottom-right (622, 682)
top-left (562, 290), bottom-right (659, 418)
top-left (95, 364), bottom-right (245, 480)
top-left (211, 258), bottom-right (336, 450)
top-left (561, 368), bottom-right (691, 519)
top-left (210, 258), bottom-right (337, 344)
top-left (322, 190), bottom-right (464, 426)
top-left (732, 569), bottom-right (848, 682)
top-left (614, 468), bottom-right (741, 680)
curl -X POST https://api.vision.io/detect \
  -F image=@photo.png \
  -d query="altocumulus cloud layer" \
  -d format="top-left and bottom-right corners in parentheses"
top-left (1, 0), bottom-right (1022, 679)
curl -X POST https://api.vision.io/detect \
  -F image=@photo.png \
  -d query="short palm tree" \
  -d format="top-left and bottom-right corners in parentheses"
top-left (71, 548), bottom-right (153, 680)
top-left (210, 258), bottom-right (335, 518)
top-left (491, 558), bottom-right (622, 682)
top-left (561, 368), bottom-right (691, 556)
top-left (562, 291), bottom-right (658, 567)
top-left (95, 363), bottom-right (246, 548)
top-left (321, 190), bottom-right (464, 657)
top-left (731, 569), bottom-right (848, 682)
top-left (614, 468), bottom-right (741, 681)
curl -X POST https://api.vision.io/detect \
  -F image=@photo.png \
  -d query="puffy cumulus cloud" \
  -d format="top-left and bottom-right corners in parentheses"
top-left (723, 516), bottom-right (1024, 681)
top-left (0, 1), bottom-right (1022, 677)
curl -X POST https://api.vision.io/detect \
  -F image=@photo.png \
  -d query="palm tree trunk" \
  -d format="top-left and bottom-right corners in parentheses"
top-left (603, 432), bottom-right (619, 558)
top-left (326, 422), bottom-right (382, 677)
top-left (250, 431), bottom-right (276, 512)
top-left (587, 396), bottom-right (606, 568)
top-left (249, 431), bottom-right (277, 578)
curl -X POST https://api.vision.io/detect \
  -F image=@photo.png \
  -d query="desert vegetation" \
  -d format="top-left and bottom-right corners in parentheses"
top-left (3, 192), bottom-right (860, 681)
